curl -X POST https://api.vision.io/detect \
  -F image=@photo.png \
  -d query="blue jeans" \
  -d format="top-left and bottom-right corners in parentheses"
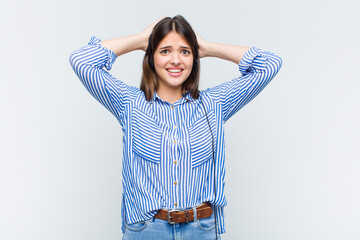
top-left (122, 210), bottom-right (221, 240)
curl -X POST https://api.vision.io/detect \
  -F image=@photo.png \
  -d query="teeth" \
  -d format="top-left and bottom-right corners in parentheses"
top-left (168, 69), bottom-right (182, 73)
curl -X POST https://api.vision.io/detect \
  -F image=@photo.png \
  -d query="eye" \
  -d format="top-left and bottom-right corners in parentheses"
top-left (160, 49), bottom-right (169, 54)
top-left (182, 50), bottom-right (191, 55)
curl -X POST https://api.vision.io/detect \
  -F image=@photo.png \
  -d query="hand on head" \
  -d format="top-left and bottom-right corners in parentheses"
top-left (139, 16), bottom-right (167, 51)
top-left (194, 31), bottom-right (208, 58)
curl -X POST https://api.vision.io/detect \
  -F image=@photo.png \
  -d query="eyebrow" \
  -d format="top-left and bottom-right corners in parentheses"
top-left (159, 45), bottom-right (191, 50)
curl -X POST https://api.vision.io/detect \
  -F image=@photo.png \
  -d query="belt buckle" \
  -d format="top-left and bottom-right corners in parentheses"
top-left (167, 210), bottom-right (179, 224)
top-left (184, 209), bottom-right (190, 223)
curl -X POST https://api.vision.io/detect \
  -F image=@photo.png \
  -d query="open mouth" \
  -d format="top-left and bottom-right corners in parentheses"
top-left (166, 68), bottom-right (183, 73)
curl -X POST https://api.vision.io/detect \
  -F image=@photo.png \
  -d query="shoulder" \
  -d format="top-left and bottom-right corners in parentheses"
top-left (198, 90), bottom-right (218, 111)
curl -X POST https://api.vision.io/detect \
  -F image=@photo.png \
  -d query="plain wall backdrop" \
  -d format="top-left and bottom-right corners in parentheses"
top-left (1, 0), bottom-right (359, 239)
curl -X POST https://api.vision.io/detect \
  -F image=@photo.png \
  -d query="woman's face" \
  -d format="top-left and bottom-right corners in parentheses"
top-left (153, 31), bottom-right (193, 94)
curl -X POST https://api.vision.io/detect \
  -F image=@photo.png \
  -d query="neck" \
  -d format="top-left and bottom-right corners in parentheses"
top-left (157, 86), bottom-right (184, 104)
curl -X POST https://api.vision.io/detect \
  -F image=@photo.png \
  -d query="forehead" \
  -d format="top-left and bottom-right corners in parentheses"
top-left (157, 31), bottom-right (190, 48)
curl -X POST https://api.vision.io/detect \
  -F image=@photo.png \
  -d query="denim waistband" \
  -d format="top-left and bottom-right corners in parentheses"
top-left (161, 202), bottom-right (210, 211)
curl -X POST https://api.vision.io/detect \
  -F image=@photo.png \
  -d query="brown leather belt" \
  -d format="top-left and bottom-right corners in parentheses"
top-left (154, 202), bottom-right (213, 224)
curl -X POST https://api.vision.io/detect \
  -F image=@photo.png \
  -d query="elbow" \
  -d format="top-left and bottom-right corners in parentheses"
top-left (276, 55), bottom-right (283, 72)
top-left (270, 55), bottom-right (283, 76)
top-left (69, 50), bottom-right (78, 69)
top-left (261, 55), bottom-right (283, 82)
top-left (69, 50), bottom-right (84, 75)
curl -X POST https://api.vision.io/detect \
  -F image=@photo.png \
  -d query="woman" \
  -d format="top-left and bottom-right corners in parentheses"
top-left (69, 15), bottom-right (282, 239)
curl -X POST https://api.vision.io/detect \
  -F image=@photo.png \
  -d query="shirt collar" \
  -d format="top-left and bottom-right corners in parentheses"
top-left (152, 91), bottom-right (195, 105)
top-left (152, 91), bottom-right (161, 102)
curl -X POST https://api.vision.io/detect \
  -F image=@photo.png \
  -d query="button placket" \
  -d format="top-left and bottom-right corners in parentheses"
top-left (170, 104), bottom-right (179, 208)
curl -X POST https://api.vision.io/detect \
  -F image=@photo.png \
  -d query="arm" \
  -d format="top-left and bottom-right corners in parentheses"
top-left (99, 17), bottom-right (163, 55)
top-left (197, 34), bottom-right (251, 64)
top-left (197, 34), bottom-right (283, 122)
top-left (99, 34), bottom-right (145, 56)
top-left (69, 19), bottom-right (163, 123)
top-left (69, 37), bottom-right (124, 120)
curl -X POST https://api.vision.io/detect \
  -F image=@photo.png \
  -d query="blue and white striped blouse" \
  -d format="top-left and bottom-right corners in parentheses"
top-left (69, 36), bottom-right (282, 234)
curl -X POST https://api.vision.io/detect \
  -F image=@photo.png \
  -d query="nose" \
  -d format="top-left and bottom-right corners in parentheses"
top-left (170, 52), bottom-right (180, 65)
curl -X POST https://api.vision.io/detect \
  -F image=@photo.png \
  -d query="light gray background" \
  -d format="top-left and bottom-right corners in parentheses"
top-left (1, 0), bottom-right (359, 239)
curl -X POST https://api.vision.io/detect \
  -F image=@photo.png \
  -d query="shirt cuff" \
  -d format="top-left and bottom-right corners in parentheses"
top-left (88, 36), bottom-right (117, 71)
top-left (238, 47), bottom-right (267, 75)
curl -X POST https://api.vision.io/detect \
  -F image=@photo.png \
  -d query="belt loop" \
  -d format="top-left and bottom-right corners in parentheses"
top-left (192, 206), bottom-right (197, 221)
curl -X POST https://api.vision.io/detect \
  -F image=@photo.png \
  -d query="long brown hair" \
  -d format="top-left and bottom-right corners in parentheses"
top-left (140, 15), bottom-right (200, 101)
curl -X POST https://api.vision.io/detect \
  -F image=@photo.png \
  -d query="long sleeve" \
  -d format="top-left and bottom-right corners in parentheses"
top-left (208, 47), bottom-right (283, 122)
top-left (69, 36), bottom-right (139, 125)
